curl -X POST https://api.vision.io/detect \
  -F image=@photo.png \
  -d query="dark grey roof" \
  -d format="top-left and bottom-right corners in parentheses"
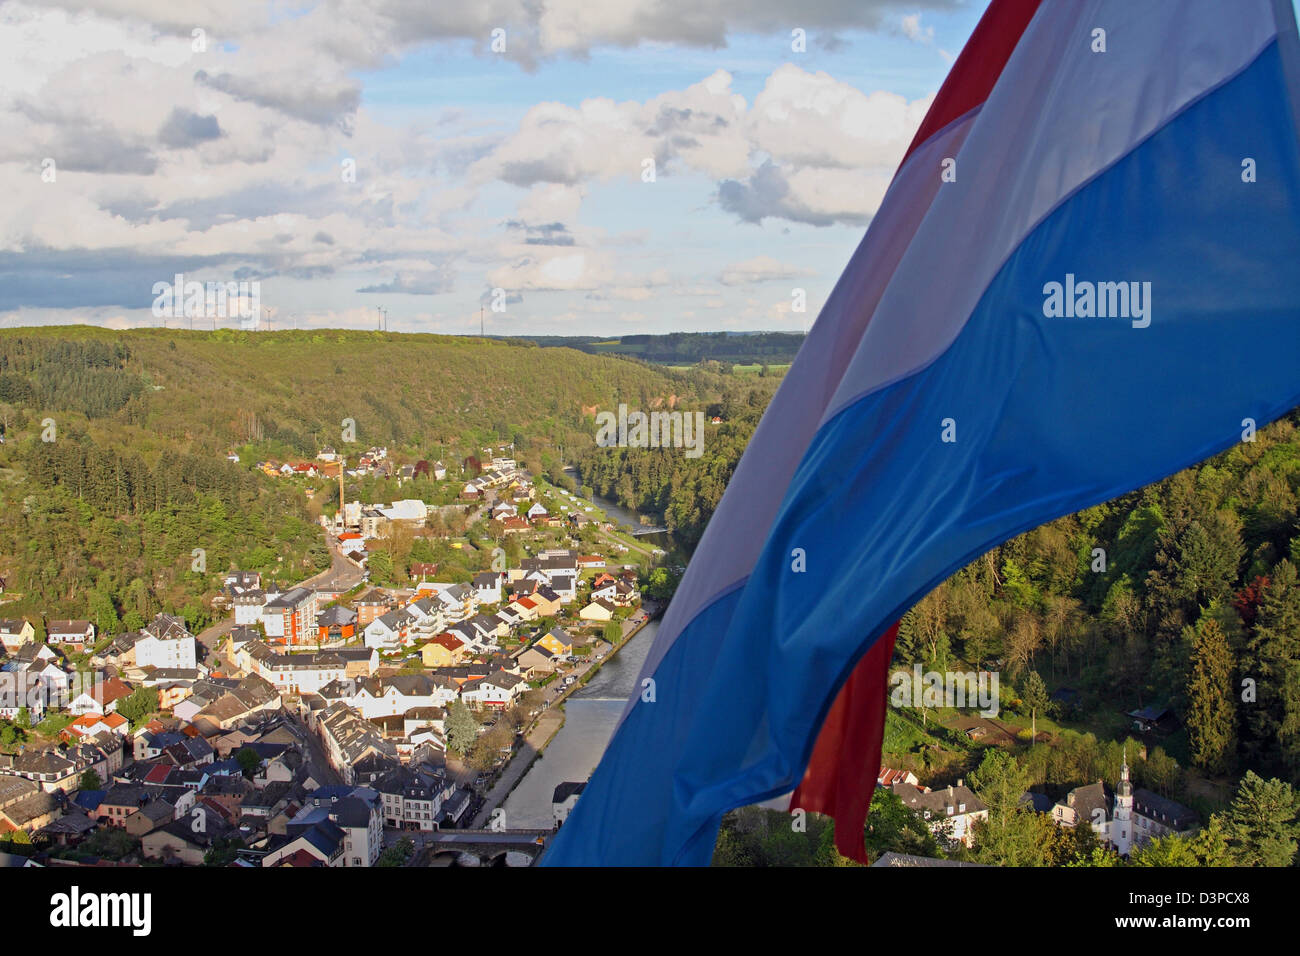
top-left (1059, 780), bottom-right (1112, 822)
top-left (317, 605), bottom-right (357, 626)
top-left (1133, 788), bottom-right (1198, 830)
top-left (553, 781), bottom-right (586, 803)
top-left (893, 782), bottom-right (988, 816)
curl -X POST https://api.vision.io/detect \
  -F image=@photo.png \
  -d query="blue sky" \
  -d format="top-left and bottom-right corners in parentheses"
top-left (0, 1), bottom-right (990, 335)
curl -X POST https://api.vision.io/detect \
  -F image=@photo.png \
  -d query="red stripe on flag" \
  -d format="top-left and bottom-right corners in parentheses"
top-left (901, 0), bottom-right (1043, 165)
top-left (789, 621), bottom-right (899, 865)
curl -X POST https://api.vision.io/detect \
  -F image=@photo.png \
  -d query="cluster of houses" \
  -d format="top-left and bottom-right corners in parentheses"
top-left (254, 445), bottom-right (404, 483)
top-left (0, 443), bottom-right (656, 865)
top-left (356, 551), bottom-right (638, 657)
top-left (0, 604), bottom-right (480, 865)
top-left (3, 703), bottom-right (470, 866)
top-left (877, 754), bottom-right (1198, 856)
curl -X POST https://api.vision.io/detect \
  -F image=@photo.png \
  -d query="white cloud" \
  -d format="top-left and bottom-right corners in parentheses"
top-left (901, 13), bottom-right (935, 44)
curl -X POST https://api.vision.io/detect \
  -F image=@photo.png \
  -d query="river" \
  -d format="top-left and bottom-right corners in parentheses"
top-left (502, 617), bottom-right (659, 829)
top-left (561, 467), bottom-right (680, 555)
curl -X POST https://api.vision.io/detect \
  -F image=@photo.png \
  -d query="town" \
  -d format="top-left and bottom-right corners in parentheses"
top-left (0, 446), bottom-right (658, 867)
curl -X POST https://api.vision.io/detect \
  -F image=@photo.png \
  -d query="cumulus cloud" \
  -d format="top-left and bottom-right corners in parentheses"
top-left (477, 64), bottom-right (930, 228)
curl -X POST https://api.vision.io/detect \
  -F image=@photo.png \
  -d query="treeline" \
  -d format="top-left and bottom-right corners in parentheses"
top-left (0, 326), bottom-right (749, 635)
top-left (24, 434), bottom-right (263, 515)
top-left (518, 331), bottom-right (806, 366)
top-left (0, 432), bottom-right (326, 634)
top-left (0, 326), bottom-right (711, 462)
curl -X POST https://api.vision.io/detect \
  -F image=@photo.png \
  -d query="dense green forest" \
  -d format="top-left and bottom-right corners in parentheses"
top-left (575, 385), bottom-right (776, 546)
top-left (886, 411), bottom-right (1300, 784)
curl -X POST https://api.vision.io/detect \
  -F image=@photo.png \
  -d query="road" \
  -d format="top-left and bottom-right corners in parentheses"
top-left (197, 534), bottom-right (363, 669)
top-left (195, 618), bottom-right (236, 670)
top-left (288, 710), bottom-right (344, 786)
top-left (301, 535), bottom-right (366, 593)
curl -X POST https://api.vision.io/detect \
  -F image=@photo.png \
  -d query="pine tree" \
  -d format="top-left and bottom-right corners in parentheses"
top-left (1244, 561), bottom-right (1300, 768)
top-left (1185, 616), bottom-right (1237, 774)
top-left (1223, 771), bottom-right (1300, 866)
top-left (445, 700), bottom-right (480, 757)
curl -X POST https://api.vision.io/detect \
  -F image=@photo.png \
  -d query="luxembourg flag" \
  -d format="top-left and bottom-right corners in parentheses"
top-left (544, 0), bottom-right (1300, 866)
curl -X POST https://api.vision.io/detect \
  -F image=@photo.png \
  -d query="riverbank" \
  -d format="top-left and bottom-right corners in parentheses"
top-left (470, 600), bottom-right (662, 827)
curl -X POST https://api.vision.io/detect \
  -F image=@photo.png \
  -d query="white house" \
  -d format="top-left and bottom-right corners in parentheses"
top-left (892, 781), bottom-right (988, 848)
top-left (364, 609), bottom-right (408, 652)
top-left (46, 620), bottom-right (95, 649)
top-left (461, 670), bottom-right (526, 710)
top-left (336, 675), bottom-right (450, 719)
top-left (472, 571), bottom-right (502, 605)
top-left (232, 590), bottom-right (266, 626)
top-left (553, 781), bottom-right (585, 828)
top-left (135, 614), bottom-right (198, 670)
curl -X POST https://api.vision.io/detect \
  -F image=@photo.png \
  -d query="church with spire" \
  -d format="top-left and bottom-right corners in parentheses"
top-left (1049, 748), bottom-right (1197, 855)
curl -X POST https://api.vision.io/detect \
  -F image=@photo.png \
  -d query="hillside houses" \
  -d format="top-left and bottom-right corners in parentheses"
top-left (359, 499), bottom-right (428, 538)
top-left (45, 620), bottom-right (95, 651)
top-left (0, 619), bottom-right (35, 654)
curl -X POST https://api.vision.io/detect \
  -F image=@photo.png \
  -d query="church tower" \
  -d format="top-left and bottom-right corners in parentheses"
top-left (1112, 747), bottom-right (1134, 855)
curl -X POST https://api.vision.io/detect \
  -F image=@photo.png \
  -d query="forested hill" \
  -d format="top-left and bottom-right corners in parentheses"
top-left (0, 326), bottom-right (713, 460)
top-left (0, 327), bottom-right (725, 632)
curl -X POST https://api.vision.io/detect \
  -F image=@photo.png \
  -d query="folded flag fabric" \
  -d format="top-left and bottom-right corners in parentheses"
top-left (543, 0), bottom-right (1300, 866)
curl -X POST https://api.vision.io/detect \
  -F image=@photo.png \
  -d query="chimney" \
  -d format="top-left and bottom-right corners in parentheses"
top-left (956, 778), bottom-right (963, 788)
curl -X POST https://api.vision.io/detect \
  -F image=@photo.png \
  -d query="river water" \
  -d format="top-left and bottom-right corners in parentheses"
top-left (502, 617), bottom-right (659, 829)
top-left (503, 477), bottom-right (678, 830)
